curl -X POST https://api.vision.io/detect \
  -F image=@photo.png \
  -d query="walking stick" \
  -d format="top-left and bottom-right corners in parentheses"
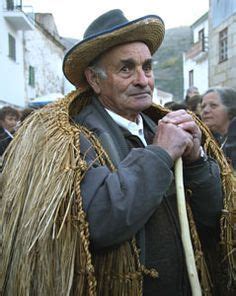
top-left (175, 157), bottom-right (202, 296)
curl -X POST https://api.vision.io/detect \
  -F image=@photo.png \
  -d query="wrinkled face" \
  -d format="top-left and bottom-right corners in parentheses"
top-left (1, 115), bottom-right (18, 132)
top-left (201, 92), bottom-right (230, 135)
top-left (86, 42), bottom-right (154, 121)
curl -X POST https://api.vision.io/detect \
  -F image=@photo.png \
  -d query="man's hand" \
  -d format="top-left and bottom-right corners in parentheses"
top-left (153, 110), bottom-right (202, 163)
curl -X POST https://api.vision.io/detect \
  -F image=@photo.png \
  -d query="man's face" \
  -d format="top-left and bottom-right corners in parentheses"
top-left (1, 115), bottom-right (18, 132)
top-left (89, 42), bottom-right (154, 121)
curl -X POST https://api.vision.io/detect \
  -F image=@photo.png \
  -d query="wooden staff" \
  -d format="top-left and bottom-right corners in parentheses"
top-left (175, 157), bottom-right (202, 296)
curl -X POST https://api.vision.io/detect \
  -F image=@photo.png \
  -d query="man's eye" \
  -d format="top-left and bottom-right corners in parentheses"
top-left (143, 64), bottom-right (152, 72)
top-left (121, 66), bottom-right (130, 72)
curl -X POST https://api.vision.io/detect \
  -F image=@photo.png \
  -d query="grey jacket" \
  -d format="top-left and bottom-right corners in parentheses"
top-left (73, 97), bottom-right (223, 295)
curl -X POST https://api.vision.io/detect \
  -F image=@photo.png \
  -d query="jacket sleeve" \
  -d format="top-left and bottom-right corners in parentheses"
top-left (81, 145), bottom-right (173, 249)
top-left (183, 157), bottom-right (223, 229)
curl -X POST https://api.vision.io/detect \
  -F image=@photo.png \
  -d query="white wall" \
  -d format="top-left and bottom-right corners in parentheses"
top-left (64, 77), bottom-right (75, 95)
top-left (0, 0), bottom-right (26, 106)
top-left (24, 26), bottom-right (65, 101)
top-left (183, 56), bottom-right (208, 95)
top-left (193, 19), bottom-right (209, 43)
top-left (0, 2), bottom-right (72, 106)
top-left (183, 15), bottom-right (209, 95)
top-left (152, 88), bottom-right (173, 106)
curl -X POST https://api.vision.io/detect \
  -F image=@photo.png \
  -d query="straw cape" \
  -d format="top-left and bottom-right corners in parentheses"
top-left (1, 88), bottom-right (235, 295)
top-left (63, 9), bottom-right (165, 89)
top-left (1, 9), bottom-right (236, 295)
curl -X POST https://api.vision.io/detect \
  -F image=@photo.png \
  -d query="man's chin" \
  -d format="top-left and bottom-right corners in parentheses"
top-left (134, 101), bottom-right (153, 112)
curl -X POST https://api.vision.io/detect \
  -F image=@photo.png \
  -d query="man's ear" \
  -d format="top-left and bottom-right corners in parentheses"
top-left (84, 68), bottom-right (101, 94)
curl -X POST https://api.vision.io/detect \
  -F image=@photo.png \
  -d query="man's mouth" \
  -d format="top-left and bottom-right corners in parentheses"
top-left (130, 91), bottom-right (151, 97)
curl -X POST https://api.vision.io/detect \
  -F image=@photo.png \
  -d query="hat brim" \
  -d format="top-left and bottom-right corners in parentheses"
top-left (63, 15), bottom-right (165, 89)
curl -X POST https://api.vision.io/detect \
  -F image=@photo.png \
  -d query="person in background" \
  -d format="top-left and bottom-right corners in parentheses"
top-left (20, 107), bottom-right (35, 123)
top-left (185, 94), bottom-right (202, 118)
top-left (185, 86), bottom-right (199, 104)
top-left (201, 86), bottom-right (236, 170)
top-left (164, 101), bottom-right (187, 111)
top-left (0, 106), bottom-right (20, 156)
top-left (169, 102), bottom-right (187, 111)
top-left (163, 100), bottom-right (175, 109)
top-left (1, 9), bottom-right (235, 296)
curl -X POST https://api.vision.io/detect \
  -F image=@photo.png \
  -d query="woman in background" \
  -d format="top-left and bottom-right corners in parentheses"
top-left (0, 106), bottom-right (20, 156)
top-left (201, 87), bottom-right (236, 170)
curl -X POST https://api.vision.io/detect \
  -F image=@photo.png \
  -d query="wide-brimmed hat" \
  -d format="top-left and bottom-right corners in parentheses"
top-left (63, 9), bottom-right (165, 89)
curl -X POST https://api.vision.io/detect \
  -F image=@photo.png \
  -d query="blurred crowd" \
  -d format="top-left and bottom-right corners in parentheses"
top-left (165, 86), bottom-right (236, 171)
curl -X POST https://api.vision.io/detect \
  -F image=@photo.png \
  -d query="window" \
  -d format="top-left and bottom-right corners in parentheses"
top-left (189, 70), bottom-right (194, 87)
top-left (8, 34), bottom-right (16, 61)
top-left (198, 29), bottom-right (205, 51)
top-left (219, 28), bottom-right (228, 63)
top-left (198, 29), bottom-right (205, 42)
top-left (6, 0), bottom-right (14, 10)
top-left (29, 66), bottom-right (35, 87)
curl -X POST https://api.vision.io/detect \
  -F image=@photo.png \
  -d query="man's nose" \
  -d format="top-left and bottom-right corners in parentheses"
top-left (133, 69), bottom-right (149, 87)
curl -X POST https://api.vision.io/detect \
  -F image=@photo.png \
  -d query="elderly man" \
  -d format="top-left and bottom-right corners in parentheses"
top-left (1, 9), bottom-right (235, 296)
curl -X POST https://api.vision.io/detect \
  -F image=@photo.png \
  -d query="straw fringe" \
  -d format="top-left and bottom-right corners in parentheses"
top-left (1, 91), bottom-right (235, 295)
top-left (1, 90), bottom-right (144, 295)
top-left (186, 202), bottom-right (213, 295)
top-left (193, 113), bottom-right (236, 291)
top-left (1, 91), bottom-right (88, 295)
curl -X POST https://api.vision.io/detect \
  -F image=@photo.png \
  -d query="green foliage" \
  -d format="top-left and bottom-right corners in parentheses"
top-left (153, 27), bottom-right (192, 100)
top-left (159, 57), bottom-right (179, 69)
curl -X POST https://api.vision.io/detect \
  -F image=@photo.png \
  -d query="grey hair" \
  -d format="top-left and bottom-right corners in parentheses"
top-left (88, 56), bottom-right (107, 80)
top-left (202, 87), bottom-right (236, 119)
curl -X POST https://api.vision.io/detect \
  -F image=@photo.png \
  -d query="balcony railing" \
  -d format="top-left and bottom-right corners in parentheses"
top-left (185, 37), bottom-right (208, 60)
top-left (6, 0), bottom-right (22, 10)
top-left (3, 0), bottom-right (34, 31)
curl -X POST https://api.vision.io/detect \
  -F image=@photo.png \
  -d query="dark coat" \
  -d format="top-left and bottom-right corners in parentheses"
top-left (0, 127), bottom-right (12, 156)
top-left (213, 117), bottom-right (236, 170)
top-left (224, 117), bottom-right (236, 170)
top-left (74, 97), bottom-right (223, 295)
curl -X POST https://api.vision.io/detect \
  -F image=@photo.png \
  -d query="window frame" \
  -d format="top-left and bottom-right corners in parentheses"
top-left (28, 65), bottom-right (35, 87)
top-left (198, 28), bottom-right (205, 51)
top-left (189, 70), bottom-right (194, 87)
top-left (219, 27), bottom-right (228, 63)
top-left (8, 33), bottom-right (16, 61)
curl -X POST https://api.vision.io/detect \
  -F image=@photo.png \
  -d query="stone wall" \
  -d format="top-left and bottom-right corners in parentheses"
top-left (209, 13), bottom-right (236, 87)
top-left (24, 18), bottom-right (65, 101)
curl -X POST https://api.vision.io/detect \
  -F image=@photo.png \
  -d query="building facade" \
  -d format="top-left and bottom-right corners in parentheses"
top-left (0, 1), bottom-right (76, 108)
top-left (24, 13), bottom-right (66, 103)
top-left (208, 0), bottom-right (236, 87)
top-left (0, 0), bottom-right (34, 106)
top-left (183, 12), bottom-right (209, 95)
top-left (153, 88), bottom-right (173, 106)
